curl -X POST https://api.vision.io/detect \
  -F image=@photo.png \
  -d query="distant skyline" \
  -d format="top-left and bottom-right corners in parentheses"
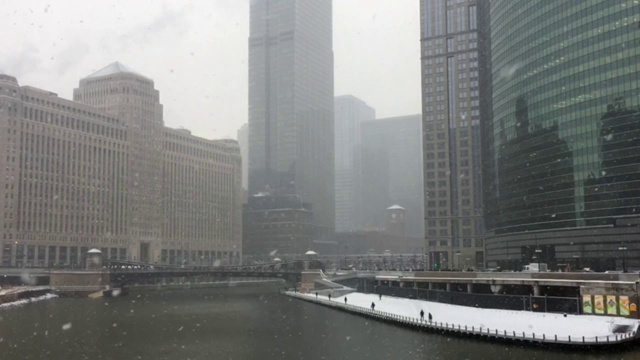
top-left (2, 0), bottom-right (420, 140)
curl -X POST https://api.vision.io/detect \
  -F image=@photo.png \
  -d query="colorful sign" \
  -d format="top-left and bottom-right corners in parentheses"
top-left (594, 295), bottom-right (605, 314)
top-left (582, 295), bottom-right (593, 314)
top-left (619, 296), bottom-right (630, 316)
top-left (606, 295), bottom-right (617, 315)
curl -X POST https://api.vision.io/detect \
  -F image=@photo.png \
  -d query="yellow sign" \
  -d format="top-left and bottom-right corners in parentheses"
top-left (619, 296), bottom-right (630, 316)
top-left (582, 295), bottom-right (593, 314)
top-left (606, 295), bottom-right (617, 315)
top-left (631, 303), bottom-right (637, 312)
top-left (594, 295), bottom-right (605, 314)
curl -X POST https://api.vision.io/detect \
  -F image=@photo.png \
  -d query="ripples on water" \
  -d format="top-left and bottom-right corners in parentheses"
top-left (0, 286), bottom-right (635, 359)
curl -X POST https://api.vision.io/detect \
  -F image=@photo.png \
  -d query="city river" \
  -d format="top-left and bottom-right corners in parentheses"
top-left (0, 285), bottom-right (636, 359)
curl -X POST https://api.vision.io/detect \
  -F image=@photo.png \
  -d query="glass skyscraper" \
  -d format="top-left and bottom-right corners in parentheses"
top-left (483, 0), bottom-right (640, 271)
top-left (247, 0), bottom-right (334, 234)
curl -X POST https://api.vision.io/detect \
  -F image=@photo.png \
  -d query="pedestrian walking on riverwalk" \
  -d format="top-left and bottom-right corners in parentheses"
top-left (315, 292), bottom-right (318, 298)
top-left (420, 309), bottom-right (424, 321)
top-left (428, 312), bottom-right (432, 323)
top-left (344, 297), bottom-right (347, 304)
top-left (371, 302), bottom-right (376, 311)
top-left (328, 294), bottom-right (332, 301)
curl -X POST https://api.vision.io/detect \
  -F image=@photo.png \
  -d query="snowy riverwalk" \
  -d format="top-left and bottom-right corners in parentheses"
top-left (286, 291), bottom-right (640, 346)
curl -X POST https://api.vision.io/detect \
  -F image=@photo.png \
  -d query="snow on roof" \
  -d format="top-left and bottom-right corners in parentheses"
top-left (87, 248), bottom-right (102, 254)
top-left (84, 62), bottom-right (148, 80)
top-left (273, 258), bottom-right (282, 262)
top-left (387, 204), bottom-right (405, 210)
top-left (305, 250), bottom-right (317, 256)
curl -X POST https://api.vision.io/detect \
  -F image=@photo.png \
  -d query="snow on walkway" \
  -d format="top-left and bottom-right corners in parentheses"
top-left (299, 292), bottom-right (639, 341)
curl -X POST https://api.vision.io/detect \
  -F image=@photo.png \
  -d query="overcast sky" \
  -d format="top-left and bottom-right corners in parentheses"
top-left (2, 0), bottom-right (421, 140)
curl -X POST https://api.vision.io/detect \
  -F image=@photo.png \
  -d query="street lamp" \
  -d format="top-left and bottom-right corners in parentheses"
top-left (619, 246), bottom-right (628, 273)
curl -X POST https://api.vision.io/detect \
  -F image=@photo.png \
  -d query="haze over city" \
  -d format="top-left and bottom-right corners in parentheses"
top-left (1, 0), bottom-right (420, 139)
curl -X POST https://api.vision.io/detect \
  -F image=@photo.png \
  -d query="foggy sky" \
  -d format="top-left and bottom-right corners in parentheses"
top-left (2, 0), bottom-right (420, 140)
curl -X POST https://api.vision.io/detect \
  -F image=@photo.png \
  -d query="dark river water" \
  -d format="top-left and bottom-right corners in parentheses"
top-left (0, 285), bottom-right (637, 360)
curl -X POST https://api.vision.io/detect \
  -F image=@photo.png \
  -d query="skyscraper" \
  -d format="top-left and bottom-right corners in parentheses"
top-left (237, 123), bottom-right (249, 190)
top-left (482, 1), bottom-right (640, 272)
top-left (361, 115), bottom-right (424, 238)
top-left (247, 0), bottom-right (335, 247)
top-left (420, 0), bottom-right (485, 269)
top-left (334, 95), bottom-right (375, 233)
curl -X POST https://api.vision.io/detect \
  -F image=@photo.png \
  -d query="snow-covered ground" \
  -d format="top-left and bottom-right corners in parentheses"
top-left (295, 291), bottom-right (639, 342)
top-left (0, 286), bottom-right (50, 296)
top-left (0, 293), bottom-right (57, 309)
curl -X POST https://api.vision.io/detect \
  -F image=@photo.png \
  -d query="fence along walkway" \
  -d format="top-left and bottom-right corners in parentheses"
top-left (285, 291), bottom-right (639, 347)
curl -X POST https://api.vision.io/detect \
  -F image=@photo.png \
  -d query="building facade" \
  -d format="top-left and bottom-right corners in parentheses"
top-left (420, 0), bottom-right (485, 269)
top-left (0, 63), bottom-right (242, 267)
top-left (237, 123), bottom-right (248, 191)
top-left (334, 95), bottom-right (375, 232)
top-left (247, 0), bottom-right (335, 232)
top-left (361, 115), bottom-right (424, 238)
top-left (483, 1), bottom-right (640, 272)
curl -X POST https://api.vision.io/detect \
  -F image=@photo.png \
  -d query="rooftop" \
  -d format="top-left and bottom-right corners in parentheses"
top-left (387, 204), bottom-right (405, 210)
top-left (84, 62), bottom-right (149, 80)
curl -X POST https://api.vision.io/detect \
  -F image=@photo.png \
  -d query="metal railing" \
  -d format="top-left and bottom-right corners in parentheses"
top-left (285, 291), bottom-right (639, 346)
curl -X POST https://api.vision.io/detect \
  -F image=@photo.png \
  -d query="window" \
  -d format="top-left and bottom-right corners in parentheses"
top-left (463, 239), bottom-right (472, 248)
top-left (469, 5), bottom-right (477, 29)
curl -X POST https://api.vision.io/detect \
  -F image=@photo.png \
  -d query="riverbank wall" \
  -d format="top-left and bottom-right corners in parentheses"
top-left (286, 291), bottom-right (640, 348)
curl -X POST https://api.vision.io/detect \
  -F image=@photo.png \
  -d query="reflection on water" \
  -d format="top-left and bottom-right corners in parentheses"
top-left (0, 286), bottom-right (635, 359)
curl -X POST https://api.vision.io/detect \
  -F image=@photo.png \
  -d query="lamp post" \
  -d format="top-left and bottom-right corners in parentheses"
top-left (619, 245), bottom-right (628, 273)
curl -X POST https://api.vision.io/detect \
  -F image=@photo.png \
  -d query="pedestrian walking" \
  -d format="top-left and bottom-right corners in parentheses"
top-left (328, 293), bottom-right (332, 301)
top-left (420, 309), bottom-right (424, 321)
top-left (315, 292), bottom-right (318, 298)
top-left (344, 297), bottom-right (348, 304)
top-left (379, 293), bottom-right (382, 300)
top-left (428, 312), bottom-right (432, 323)
top-left (371, 302), bottom-right (376, 311)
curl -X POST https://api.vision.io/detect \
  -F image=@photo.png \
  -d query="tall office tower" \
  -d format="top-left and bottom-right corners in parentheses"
top-left (483, 1), bottom-right (640, 272)
top-left (74, 62), bottom-right (165, 262)
top-left (420, 0), bottom-right (486, 269)
top-left (237, 123), bottom-right (249, 190)
top-left (334, 95), bottom-right (375, 233)
top-left (361, 115), bottom-right (424, 238)
top-left (247, 0), bottom-right (335, 253)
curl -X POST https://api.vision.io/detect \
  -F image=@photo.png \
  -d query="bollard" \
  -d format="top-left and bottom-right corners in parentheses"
top-left (607, 336), bottom-right (609, 343)
top-left (522, 331), bottom-right (525, 338)
top-left (465, 325), bottom-right (467, 331)
top-left (513, 331), bottom-right (515, 337)
top-left (555, 335), bottom-right (557, 342)
top-left (496, 329), bottom-right (498, 335)
top-left (472, 326), bottom-right (474, 331)
top-left (616, 334), bottom-right (618, 341)
top-left (533, 333), bottom-right (535, 340)
top-left (568, 335), bottom-right (571, 342)
top-left (582, 336), bottom-right (585, 343)
top-left (504, 330), bottom-right (506, 337)
top-left (543, 334), bottom-right (545, 340)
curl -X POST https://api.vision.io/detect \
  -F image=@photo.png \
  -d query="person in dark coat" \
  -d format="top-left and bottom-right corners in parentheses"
top-left (371, 302), bottom-right (376, 311)
top-left (344, 297), bottom-right (347, 304)
top-left (379, 294), bottom-right (382, 300)
top-left (328, 293), bottom-right (332, 301)
top-left (420, 309), bottom-right (425, 321)
top-left (428, 312), bottom-right (433, 323)
top-left (316, 292), bottom-right (318, 298)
